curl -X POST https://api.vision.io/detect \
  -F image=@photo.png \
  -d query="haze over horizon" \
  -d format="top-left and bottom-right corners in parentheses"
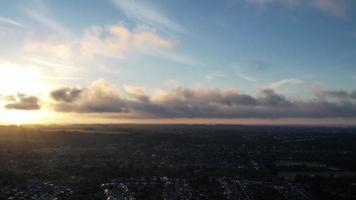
top-left (1, 0), bottom-right (356, 125)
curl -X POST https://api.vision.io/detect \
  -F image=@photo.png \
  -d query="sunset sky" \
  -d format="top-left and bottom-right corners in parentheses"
top-left (0, 0), bottom-right (356, 125)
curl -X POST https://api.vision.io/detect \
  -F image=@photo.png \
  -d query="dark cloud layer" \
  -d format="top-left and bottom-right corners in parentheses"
top-left (315, 88), bottom-right (356, 100)
top-left (51, 79), bottom-right (128, 113)
top-left (49, 80), bottom-right (356, 119)
top-left (4, 93), bottom-right (41, 110)
top-left (51, 87), bottom-right (82, 103)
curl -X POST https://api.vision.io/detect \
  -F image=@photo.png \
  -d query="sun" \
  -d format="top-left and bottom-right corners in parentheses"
top-left (0, 108), bottom-right (54, 124)
top-left (0, 60), bottom-right (49, 95)
top-left (0, 60), bottom-right (54, 124)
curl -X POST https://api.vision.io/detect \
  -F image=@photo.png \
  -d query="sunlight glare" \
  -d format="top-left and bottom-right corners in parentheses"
top-left (0, 61), bottom-right (48, 95)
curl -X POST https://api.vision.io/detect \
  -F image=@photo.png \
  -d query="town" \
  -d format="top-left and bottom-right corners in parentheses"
top-left (0, 125), bottom-right (355, 199)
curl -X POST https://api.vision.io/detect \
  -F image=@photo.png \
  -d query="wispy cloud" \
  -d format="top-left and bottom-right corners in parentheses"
top-left (238, 73), bottom-right (257, 82)
top-left (234, 65), bottom-right (257, 82)
top-left (312, 0), bottom-right (349, 18)
top-left (352, 75), bottom-right (356, 80)
top-left (42, 76), bottom-right (82, 80)
top-left (23, 23), bottom-right (192, 65)
top-left (21, 0), bottom-right (71, 36)
top-left (111, 0), bottom-right (186, 33)
top-left (20, 1), bottom-right (194, 65)
top-left (0, 17), bottom-right (24, 28)
top-left (24, 9), bottom-right (72, 36)
top-left (166, 79), bottom-right (180, 87)
top-left (155, 50), bottom-right (197, 66)
top-left (23, 57), bottom-right (79, 71)
top-left (266, 78), bottom-right (304, 90)
top-left (205, 72), bottom-right (226, 80)
top-left (244, 0), bottom-right (301, 7)
top-left (81, 24), bottom-right (195, 65)
top-left (24, 37), bottom-right (75, 60)
top-left (233, 65), bottom-right (257, 82)
top-left (244, 0), bottom-right (350, 18)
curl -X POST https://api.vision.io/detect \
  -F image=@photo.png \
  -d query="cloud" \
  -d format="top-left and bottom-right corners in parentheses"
top-left (234, 66), bottom-right (257, 81)
top-left (205, 72), bottom-right (226, 80)
top-left (245, 0), bottom-right (301, 6)
top-left (257, 89), bottom-right (293, 106)
top-left (51, 79), bottom-right (128, 113)
top-left (312, 0), bottom-right (348, 18)
top-left (81, 25), bottom-right (175, 59)
top-left (50, 87), bottom-right (82, 103)
top-left (154, 50), bottom-right (197, 66)
top-left (131, 87), bottom-right (356, 118)
top-left (244, 0), bottom-right (350, 18)
top-left (313, 85), bottom-right (356, 101)
top-left (23, 57), bottom-right (79, 70)
top-left (43, 76), bottom-right (82, 81)
top-left (49, 79), bottom-right (356, 119)
top-left (4, 93), bottom-right (41, 110)
top-left (352, 75), bottom-right (356, 80)
top-left (0, 17), bottom-right (24, 28)
top-left (24, 24), bottom-right (196, 64)
top-left (249, 60), bottom-right (271, 71)
top-left (25, 24), bottom-right (193, 65)
top-left (111, 0), bottom-right (186, 33)
top-left (24, 37), bottom-right (76, 61)
top-left (266, 78), bottom-right (304, 90)
top-left (123, 84), bottom-right (150, 102)
top-left (237, 73), bottom-right (257, 82)
top-left (24, 9), bottom-right (72, 36)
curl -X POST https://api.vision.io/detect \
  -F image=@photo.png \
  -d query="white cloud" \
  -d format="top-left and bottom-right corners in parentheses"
top-left (155, 50), bottom-right (197, 66)
top-left (41, 76), bottom-right (82, 80)
top-left (205, 72), bottom-right (226, 80)
top-left (21, 0), bottom-right (71, 36)
top-left (24, 9), bottom-right (72, 36)
top-left (25, 24), bottom-right (193, 65)
top-left (266, 78), bottom-right (304, 90)
top-left (234, 65), bottom-right (257, 82)
top-left (0, 17), bottom-right (23, 28)
top-left (24, 37), bottom-right (75, 60)
top-left (123, 84), bottom-right (150, 102)
top-left (233, 65), bottom-right (257, 82)
top-left (123, 84), bottom-right (146, 96)
top-left (237, 73), bottom-right (257, 82)
top-left (51, 79), bottom-right (128, 113)
top-left (23, 57), bottom-right (79, 71)
top-left (81, 25), bottom-right (175, 59)
top-left (20, 1), bottom-right (194, 65)
top-left (111, 0), bottom-right (186, 33)
top-left (166, 79), bottom-right (180, 87)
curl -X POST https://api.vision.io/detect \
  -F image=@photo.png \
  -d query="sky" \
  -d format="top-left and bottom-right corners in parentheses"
top-left (0, 0), bottom-right (356, 125)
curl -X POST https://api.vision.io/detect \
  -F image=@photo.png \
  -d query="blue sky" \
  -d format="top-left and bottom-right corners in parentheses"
top-left (0, 0), bottom-right (356, 124)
